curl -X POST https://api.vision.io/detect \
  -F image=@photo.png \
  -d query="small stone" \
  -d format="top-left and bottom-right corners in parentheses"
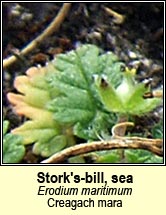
top-left (128, 50), bottom-right (137, 59)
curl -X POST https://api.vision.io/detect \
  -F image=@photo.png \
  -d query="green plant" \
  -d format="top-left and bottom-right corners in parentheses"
top-left (152, 119), bottom-right (163, 139)
top-left (95, 67), bottom-right (160, 115)
top-left (3, 120), bottom-right (25, 163)
top-left (7, 65), bottom-right (75, 157)
top-left (7, 44), bottom-right (162, 160)
top-left (125, 149), bottom-right (162, 163)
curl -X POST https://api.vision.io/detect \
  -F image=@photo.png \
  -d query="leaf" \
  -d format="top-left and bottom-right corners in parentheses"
top-left (68, 156), bottom-right (86, 163)
top-left (125, 149), bottom-right (163, 163)
top-left (3, 120), bottom-right (9, 136)
top-left (3, 121), bottom-right (25, 163)
top-left (96, 67), bottom-right (162, 115)
top-left (152, 120), bottom-right (163, 139)
top-left (94, 150), bottom-right (121, 163)
top-left (125, 150), bottom-right (151, 163)
top-left (47, 44), bottom-right (123, 139)
top-left (95, 76), bottom-right (123, 112)
top-left (145, 155), bottom-right (163, 163)
top-left (7, 66), bottom-right (75, 157)
top-left (33, 135), bottom-right (74, 157)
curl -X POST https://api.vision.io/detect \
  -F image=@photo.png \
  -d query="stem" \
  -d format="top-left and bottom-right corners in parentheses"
top-left (115, 114), bottom-right (129, 162)
top-left (41, 137), bottom-right (163, 163)
top-left (3, 3), bottom-right (71, 69)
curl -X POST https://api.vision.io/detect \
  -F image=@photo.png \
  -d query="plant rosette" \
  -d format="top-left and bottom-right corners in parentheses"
top-left (7, 44), bottom-right (161, 157)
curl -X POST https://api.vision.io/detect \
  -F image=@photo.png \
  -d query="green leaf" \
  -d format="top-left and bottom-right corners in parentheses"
top-left (96, 67), bottom-right (161, 115)
top-left (68, 156), bottom-right (86, 163)
top-left (33, 135), bottom-right (70, 157)
top-left (152, 120), bottom-right (163, 139)
top-left (47, 44), bottom-right (123, 140)
top-left (95, 76), bottom-right (123, 112)
top-left (7, 66), bottom-right (75, 157)
top-left (125, 150), bottom-right (151, 163)
top-left (3, 121), bottom-right (25, 163)
top-left (3, 120), bottom-right (9, 136)
top-left (94, 150), bottom-right (121, 163)
top-left (125, 149), bottom-right (163, 163)
top-left (145, 155), bottom-right (163, 163)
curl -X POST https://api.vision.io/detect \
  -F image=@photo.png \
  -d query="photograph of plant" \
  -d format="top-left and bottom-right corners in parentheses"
top-left (2, 2), bottom-right (163, 164)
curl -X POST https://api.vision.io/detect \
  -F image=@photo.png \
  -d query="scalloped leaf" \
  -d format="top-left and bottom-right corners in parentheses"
top-left (7, 66), bottom-right (75, 157)
top-left (3, 121), bottom-right (25, 163)
top-left (46, 44), bottom-right (122, 139)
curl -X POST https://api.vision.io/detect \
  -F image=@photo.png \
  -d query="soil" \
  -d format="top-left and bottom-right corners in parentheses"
top-left (2, 2), bottom-right (164, 163)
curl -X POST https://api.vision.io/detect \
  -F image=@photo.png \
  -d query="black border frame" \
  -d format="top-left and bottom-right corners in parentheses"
top-left (1, 1), bottom-right (165, 166)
